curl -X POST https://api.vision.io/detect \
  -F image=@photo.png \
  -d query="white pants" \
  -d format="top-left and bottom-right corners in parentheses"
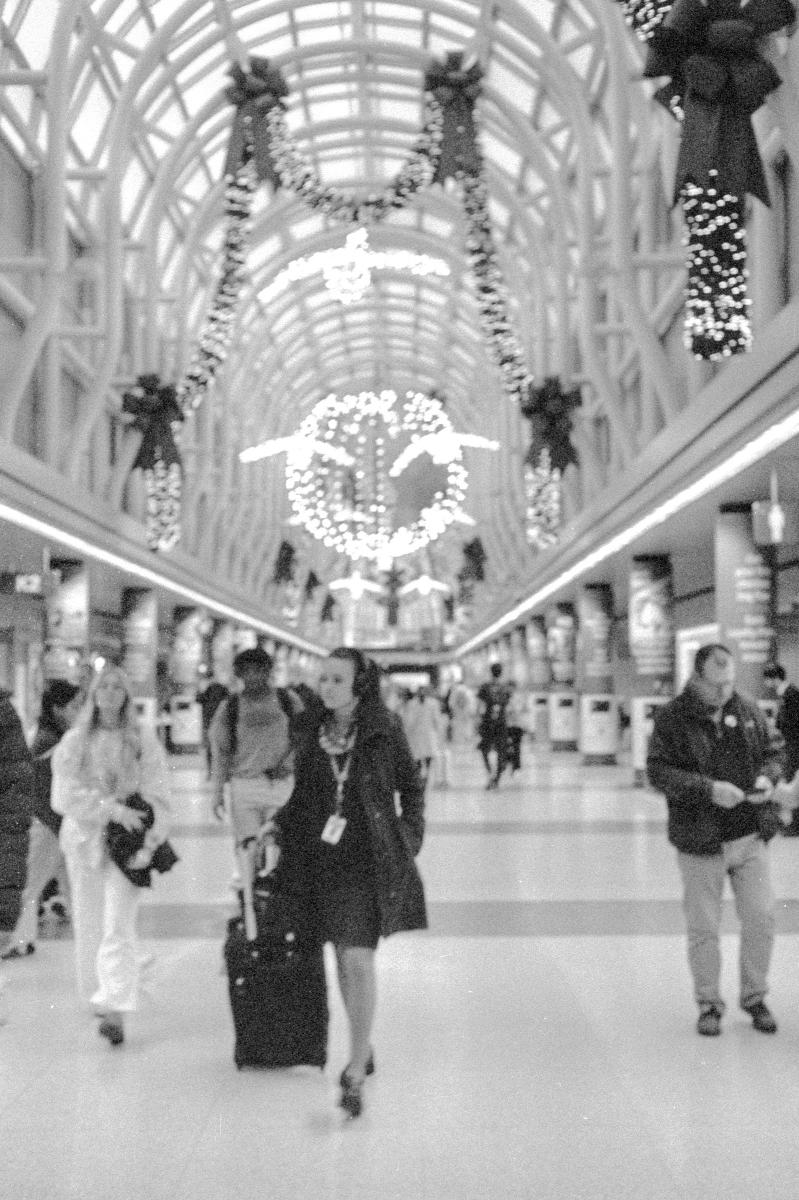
top-left (11, 819), bottom-right (66, 949)
top-left (62, 840), bottom-right (141, 1013)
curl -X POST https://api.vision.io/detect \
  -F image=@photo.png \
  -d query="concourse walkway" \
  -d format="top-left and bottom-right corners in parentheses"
top-left (3, 742), bottom-right (799, 1200)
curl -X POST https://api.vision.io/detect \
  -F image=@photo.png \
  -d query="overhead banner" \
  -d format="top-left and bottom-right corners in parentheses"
top-left (576, 584), bottom-right (614, 693)
top-left (629, 555), bottom-right (675, 693)
top-left (715, 505), bottom-right (776, 698)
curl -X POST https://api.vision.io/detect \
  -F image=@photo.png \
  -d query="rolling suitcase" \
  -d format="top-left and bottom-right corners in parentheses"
top-left (225, 843), bottom-right (328, 1070)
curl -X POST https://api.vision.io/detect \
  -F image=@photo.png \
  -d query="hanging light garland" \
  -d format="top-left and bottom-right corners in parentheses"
top-left (681, 176), bottom-right (751, 358)
top-left (639, 0), bottom-right (796, 360)
top-left (524, 449), bottom-right (561, 551)
top-left (121, 374), bottom-right (185, 551)
top-left (615, 0), bottom-right (673, 39)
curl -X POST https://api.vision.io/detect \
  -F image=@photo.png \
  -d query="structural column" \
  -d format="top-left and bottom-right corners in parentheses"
top-left (545, 602), bottom-right (578, 750)
top-left (715, 504), bottom-right (776, 701)
top-left (629, 555), bottom-right (675, 786)
top-left (577, 583), bottom-right (617, 765)
top-left (121, 588), bottom-right (158, 730)
top-left (43, 558), bottom-right (89, 683)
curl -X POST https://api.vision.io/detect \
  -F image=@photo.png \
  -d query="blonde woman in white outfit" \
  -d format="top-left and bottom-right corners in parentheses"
top-left (52, 665), bottom-right (171, 1046)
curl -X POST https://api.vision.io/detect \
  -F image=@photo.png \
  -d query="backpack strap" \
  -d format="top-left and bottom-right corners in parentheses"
top-left (226, 693), bottom-right (240, 757)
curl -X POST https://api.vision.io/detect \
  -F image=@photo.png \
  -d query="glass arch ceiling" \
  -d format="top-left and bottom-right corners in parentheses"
top-left (4, 0), bottom-right (789, 643)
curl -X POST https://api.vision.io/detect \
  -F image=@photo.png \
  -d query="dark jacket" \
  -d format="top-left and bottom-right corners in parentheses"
top-left (647, 684), bottom-right (782, 856)
top-left (275, 704), bottom-right (427, 939)
top-left (30, 720), bottom-right (63, 835)
top-left (104, 793), bottom-right (179, 888)
top-left (776, 683), bottom-right (799, 776)
top-left (0, 690), bottom-right (34, 932)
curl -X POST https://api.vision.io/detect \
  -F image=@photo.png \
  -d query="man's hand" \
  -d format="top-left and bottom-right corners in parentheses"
top-left (748, 774), bottom-right (775, 803)
top-left (712, 781), bottom-right (746, 809)
top-left (212, 791), bottom-right (226, 821)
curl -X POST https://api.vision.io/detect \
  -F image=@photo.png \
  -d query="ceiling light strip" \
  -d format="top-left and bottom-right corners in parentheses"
top-left (0, 501), bottom-right (324, 657)
top-left (457, 408), bottom-right (799, 655)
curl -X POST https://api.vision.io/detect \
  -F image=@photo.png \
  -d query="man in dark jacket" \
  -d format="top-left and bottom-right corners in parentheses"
top-left (647, 644), bottom-right (783, 1038)
top-left (0, 689), bottom-right (34, 963)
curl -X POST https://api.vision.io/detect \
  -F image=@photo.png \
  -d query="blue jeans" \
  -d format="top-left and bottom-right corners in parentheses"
top-left (677, 833), bottom-right (775, 1011)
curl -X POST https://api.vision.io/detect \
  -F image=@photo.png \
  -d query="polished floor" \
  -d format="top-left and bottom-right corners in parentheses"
top-left (3, 739), bottom-right (799, 1200)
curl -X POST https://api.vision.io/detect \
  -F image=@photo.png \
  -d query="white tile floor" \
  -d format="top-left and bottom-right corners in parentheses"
top-left (4, 740), bottom-right (799, 1200)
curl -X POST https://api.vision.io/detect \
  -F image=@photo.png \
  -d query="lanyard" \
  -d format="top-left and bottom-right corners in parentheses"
top-left (327, 751), bottom-right (352, 816)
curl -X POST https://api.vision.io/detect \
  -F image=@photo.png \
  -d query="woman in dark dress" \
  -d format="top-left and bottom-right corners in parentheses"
top-left (273, 648), bottom-right (427, 1119)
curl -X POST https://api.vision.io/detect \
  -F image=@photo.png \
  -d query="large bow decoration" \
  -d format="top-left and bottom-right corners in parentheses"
top-left (644, 0), bottom-right (795, 204)
top-left (122, 374), bottom-right (184, 473)
top-left (423, 52), bottom-right (484, 183)
top-left (521, 378), bottom-right (581, 473)
top-left (224, 57), bottom-right (289, 185)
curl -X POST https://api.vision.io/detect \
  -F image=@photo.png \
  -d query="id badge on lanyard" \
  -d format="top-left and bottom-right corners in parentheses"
top-left (322, 749), bottom-right (351, 844)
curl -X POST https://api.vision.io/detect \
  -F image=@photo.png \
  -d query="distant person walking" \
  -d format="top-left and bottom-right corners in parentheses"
top-left (476, 663), bottom-right (512, 789)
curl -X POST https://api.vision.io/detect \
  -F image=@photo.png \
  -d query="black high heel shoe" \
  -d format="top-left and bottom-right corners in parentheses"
top-left (98, 1013), bottom-right (124, 1046)
top-left (339, 1071), bottom-right (364, 1119)
top-left (339, 1049), bottom-right (375, 1087)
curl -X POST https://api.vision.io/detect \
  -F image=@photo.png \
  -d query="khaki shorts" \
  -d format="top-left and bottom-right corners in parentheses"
top-left (228, 776), bottom-right (293, 845)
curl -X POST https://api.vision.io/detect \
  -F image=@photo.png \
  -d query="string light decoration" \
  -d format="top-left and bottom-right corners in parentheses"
top-left (283, 389), bottom-right (473, 561)
top-left (681, 177), bottom-right (751, 359)
top-left (615, 0), bottom-right (673, 39)
top-left (121, 374), bottom-right (185, 552)
top-left (641, 0), bottom-right (796, 360)
top-left (259, 229), bottom-right (451, 306)
top-left (265, 94), bottom-right (444, 224)
top-left (461, 171), bottom-right (533, 405)
top-left (524, 449), bottom-right (562, 551)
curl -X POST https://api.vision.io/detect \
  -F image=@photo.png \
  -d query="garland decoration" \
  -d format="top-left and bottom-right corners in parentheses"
top-left (641, 0), bottom-right (796, 359)
top-left (177, 151), bottom-right (257, 410)
top-left (463, 172), bottom-right (534, 404)
top-left (223, 57), bottom-right (289, 186)
top-left (265, 93), bottom-right (444, 224)
top-left (122, 374), bottom-right (184, 552)
top-left (521, 377), bottom-right (581, 473)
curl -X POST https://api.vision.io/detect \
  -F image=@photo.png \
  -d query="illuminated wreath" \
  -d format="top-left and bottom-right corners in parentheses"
top-left (285, 389), bottom-right (469, 561)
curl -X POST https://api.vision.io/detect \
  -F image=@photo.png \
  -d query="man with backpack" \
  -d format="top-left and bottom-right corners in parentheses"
top-left (208, 647), bottom-right (311, 851)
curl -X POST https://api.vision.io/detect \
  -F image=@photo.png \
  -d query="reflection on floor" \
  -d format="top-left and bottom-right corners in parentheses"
top-left (4, 743), bottom-right (799, 1200)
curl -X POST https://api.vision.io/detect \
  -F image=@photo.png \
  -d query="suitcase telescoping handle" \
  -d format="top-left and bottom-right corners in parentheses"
top-left (236, 842), bottom-right (258, 942)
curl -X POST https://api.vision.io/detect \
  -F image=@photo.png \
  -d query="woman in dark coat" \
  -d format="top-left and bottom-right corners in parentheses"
top-left (3, 680), bottom-right (82, 958)
top-left (273, 647), bottom-right (426, 1119)
top-left (0, 690), bottom-right (34, 961)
